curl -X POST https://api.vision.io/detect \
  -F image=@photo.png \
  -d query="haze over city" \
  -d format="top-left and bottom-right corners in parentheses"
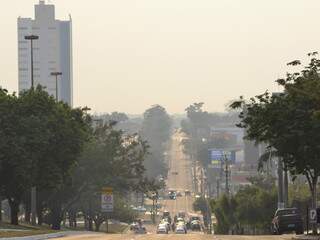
top-left (1, 0), bottom-right (320, 114)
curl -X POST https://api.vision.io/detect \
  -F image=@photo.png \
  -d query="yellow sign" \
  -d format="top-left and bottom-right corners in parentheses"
top-left (102, 187), bottom-right (113, 194)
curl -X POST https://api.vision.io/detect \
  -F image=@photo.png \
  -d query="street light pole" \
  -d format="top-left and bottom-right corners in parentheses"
top-left (24, 35), bottom-right (39, 89)
top-left (25, 35), bottom-right (39, 226)
top-left (50, 72), bottom-right (62, 101)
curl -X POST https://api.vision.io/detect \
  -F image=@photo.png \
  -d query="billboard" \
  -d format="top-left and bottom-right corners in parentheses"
top-left (209, 150), bottom-right (234, 168)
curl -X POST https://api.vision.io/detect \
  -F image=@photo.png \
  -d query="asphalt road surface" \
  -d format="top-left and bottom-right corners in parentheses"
top-left (55, 233), bottom-right (294, 240)
top-left (160, 131), bottom-right (194, 218)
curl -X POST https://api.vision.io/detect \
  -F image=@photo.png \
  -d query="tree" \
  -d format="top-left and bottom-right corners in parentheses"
top-left (141, 105), bottom-right (172, 178)
top-left (230, 54), bottom-right (320, 214)
top-left (66, 123), bottom-right (151, 231)
top-left (0, 86), bottom-right (91, 226)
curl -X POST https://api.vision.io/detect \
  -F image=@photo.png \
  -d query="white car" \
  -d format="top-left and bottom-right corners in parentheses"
top-left (157, 224), bottom-right (169, 234)
top-left (176, 224), bottom-right (187, 234)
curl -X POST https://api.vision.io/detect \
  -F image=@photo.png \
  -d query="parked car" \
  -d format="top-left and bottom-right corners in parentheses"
top-left (271, 208), bottom-right (304, 235)
top-left (178, 211), bottom-right (186, 219)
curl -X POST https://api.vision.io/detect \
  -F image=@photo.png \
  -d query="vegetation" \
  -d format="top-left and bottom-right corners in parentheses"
top-left (230, 53), bottom-right (320, 211)
top-left (211, 181), bottom-right (277, 235)
top-left (0, 86), bottom-right (91, 226)
top-left (0, 86), bottom-right (163, 231)
top-left (141, 105), bottom-right (172, 178)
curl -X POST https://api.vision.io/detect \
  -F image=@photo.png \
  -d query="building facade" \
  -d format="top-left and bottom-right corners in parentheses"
top-left (18, 0), bottom-right (73, 106)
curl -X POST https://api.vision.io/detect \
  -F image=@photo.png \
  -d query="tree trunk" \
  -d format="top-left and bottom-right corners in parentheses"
top-left (50, 202), bottom-right (62, 230)
top-left (8, 199), bottom-right (20, 225)
top-left (88, 218), bottom-right (93, 231)
top-left (94, 220), bottom-right (102, 232)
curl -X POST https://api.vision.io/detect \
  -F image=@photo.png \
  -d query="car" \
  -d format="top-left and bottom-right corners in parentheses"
top-left (189, 215), bottom-right (201, 222)
top-left (134, 226), bottom-right (147, 234)
top-left (168, 191), bottom-right (177, 200)
top-left (271, 208), bottom-right (304, 235)
top-left (130, 222), bottom-right (139, 231)
top-left (157, 224), bottom-right (169, 234)
top-left (163, 210), bottom-right (171, 221)
top-left (175, 223), bottom-right (187, 234)
top-left (178, 211), bottom-right (186, 219)
top-left (160, 218), bottom-right (171, 230)
top-left (185, 189), bottom-right (191, 196)
top-left (190, 220), bottom-right (201, 231)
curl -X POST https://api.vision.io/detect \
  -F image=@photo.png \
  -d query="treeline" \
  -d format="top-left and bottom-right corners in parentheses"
top-left (0, 86), bottom-right (161, 230)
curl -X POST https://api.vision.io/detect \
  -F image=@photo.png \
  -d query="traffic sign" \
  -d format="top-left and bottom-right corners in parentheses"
top-left (101, 187), bottom-right (113, 213)
top-left (310, 208), bottom-right (317, 224)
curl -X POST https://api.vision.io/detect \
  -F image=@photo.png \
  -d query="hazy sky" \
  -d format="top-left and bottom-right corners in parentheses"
top-left (1, 0), bottom-right (319, 114)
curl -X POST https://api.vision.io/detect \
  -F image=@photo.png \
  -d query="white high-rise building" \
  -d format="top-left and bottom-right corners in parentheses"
top-left (18, 0), bottom-right (73, 106)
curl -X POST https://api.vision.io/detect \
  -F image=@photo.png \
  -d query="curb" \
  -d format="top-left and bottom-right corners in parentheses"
top-left (0, 231), bottom-right (101, 240)
top-left (292, 235), bottom-right (320, 240)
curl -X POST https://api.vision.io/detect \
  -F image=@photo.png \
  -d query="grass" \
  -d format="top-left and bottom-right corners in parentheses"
top-left (0, 230), bottom-right (58, 238)
top-left (0, 221), bottom-right (61, 238)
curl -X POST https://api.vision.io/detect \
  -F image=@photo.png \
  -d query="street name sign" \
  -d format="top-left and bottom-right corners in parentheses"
top-left (101, 187), bottom-right (113, 213)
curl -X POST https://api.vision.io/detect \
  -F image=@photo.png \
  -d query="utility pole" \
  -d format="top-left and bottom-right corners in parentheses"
top-left (24, 35), bottom-right (39, 88)
top-left (224, 154), bottom-right (230, 196)
top-left (216, 178), bottom-right (220, 198)
top-left (50, 72), bottom-right (62, 101)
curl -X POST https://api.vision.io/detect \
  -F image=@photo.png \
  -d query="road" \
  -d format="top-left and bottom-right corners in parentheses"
top-left (54, 233), bottom-right (293, 240)
top-left (55, 132), bottom-right (293, 240)
top-left (160, 131), bottom-right (194, 218)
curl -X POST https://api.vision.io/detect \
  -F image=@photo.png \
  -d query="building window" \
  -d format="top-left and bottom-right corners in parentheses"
top-left (19, 68), bottom-right (28, 71)
top-left (48, 27), bottom-right (56, 30)
top-left (18, 40), bottom-right (28, 44)
top-left (18, 27), bottom-right (28, 30)
top-left (19, 48), bottom-right (28, 51)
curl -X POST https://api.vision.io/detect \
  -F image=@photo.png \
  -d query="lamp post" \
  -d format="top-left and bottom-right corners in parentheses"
top-left (50, 72), bottom-right (62, 101)
top-left (25, 35), bottom-right (39, 226)
top-left (24, 35), bottom-right (39, 89)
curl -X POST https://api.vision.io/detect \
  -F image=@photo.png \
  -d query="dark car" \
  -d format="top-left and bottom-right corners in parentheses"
top-left (271, 208), bottom-right (304, 235)
top-left (168, 191), bottom-right (177, 200)
top-left (190, 220), bottom-right (201, 231)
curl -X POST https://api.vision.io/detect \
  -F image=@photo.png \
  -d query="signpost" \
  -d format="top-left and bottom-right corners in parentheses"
top-left (309, 208), bottom-right (317, 224)
top-left (101, 187), bottom-right (113, 233)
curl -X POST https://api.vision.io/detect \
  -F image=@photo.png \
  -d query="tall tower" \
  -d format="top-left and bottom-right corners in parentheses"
top-left (17, 0), bottom-right (73, 106)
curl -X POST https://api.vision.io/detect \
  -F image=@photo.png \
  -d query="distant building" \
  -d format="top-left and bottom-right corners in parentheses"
top-left (18, 0), bottom-right (73, 105)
